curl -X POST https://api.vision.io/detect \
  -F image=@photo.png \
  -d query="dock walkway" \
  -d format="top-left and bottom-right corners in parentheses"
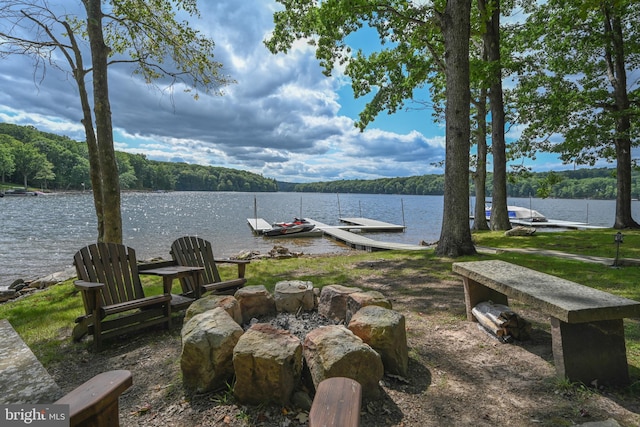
top-left (247, 217), bottom-right (428, 252)
top-left (338, 217), bottom-right (406, 232)
top-left (510, 219), bottom-right (606, 229)
top-left (306, 218), bottom-right (427, 252)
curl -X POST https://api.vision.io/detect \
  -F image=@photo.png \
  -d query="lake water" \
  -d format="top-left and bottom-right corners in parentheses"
top-left (1, 191), bottom-right (636, 287)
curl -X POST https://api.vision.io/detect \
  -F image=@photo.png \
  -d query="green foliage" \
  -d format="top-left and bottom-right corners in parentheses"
top-left (535, 171), bottom-right (563, 198)
top-left (107, 0), bottom-right (235, 98)
top-left (287, 167), bottom-right (638, 199)
top-left (0, 122), bottom-right (277, 192)
top-left (1, 122), bottom-right (637, 197)
top-left (508, 0), bottom-right (640, 165)
top-left (266, 1), bottom-right (443, 131)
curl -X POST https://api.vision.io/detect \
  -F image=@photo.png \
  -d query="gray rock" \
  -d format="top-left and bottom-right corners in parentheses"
top-left (274, 280), bottom-right (315, 313)
top-left (345, 290), bottom-right (392, 324)
top-left (180, 307), bottom-right (244, 393)
top-left (234, 285), bottom-right (276, 323)
top-left (504, 226), bottom-right (536, 237)
top-left (348, 305), bottom-right (408, 376)
top-left (303, 325), bottom-right (383, 399)
top-left (0, 287), bottom-right (16, 302)
top-left (184, 295), bottom-right (242, 325)
top-left (318, 285), bottom-right (362, 322)
top-left (30, 268), bottom-right (76, 289)
top-left (233, 323), bottom-right (302, 405)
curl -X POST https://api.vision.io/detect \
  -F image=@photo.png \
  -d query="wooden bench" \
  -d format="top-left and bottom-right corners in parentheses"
top-left (309, 377), bottom-right (362, 427)
top-left (452, 260), bottom-right (640, 385)
top-left (0, 319), bottom-right (132, 426)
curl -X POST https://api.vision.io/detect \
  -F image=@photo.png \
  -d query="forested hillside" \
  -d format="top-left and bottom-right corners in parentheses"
top-left (283, 168), bottom-right (639, 199)
top-left (1, 123), bottom-right (637, 199)
top-left (0, 123), bottom-right (277, 192)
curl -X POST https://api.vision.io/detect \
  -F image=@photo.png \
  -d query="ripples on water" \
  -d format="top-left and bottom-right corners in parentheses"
top-left (0, 192), bottom-right (636, 286)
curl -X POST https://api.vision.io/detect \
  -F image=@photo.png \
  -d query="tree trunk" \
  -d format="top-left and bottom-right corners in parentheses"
top-left (472, 87), bottom-right (489, 230)
top-left (603, 6), bottom-right (639, 229)
top-left (84, 0), bottom-right (123, 243)
top-left (435, 0), bottom-right (476, 257)
top-left (67, 34), bottom-right (105, 241)
top-left (479, 0), bottom-right (510, 231)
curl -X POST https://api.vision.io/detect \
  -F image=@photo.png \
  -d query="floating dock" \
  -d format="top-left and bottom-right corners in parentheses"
top-left (247, 217), bottom-right (427, 251)
top-left (509, 219), bottom-right (607, 229)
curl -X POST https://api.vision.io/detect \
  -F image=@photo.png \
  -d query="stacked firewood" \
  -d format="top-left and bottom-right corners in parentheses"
top-left (472, 301), bottom-right (532, 343)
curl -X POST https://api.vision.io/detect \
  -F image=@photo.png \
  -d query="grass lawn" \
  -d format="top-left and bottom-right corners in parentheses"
top-left (0, 228), bottom-right (638, 392)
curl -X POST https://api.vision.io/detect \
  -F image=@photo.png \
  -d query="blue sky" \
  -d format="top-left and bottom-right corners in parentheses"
top-left (0, 0), bottom-right (590, 183)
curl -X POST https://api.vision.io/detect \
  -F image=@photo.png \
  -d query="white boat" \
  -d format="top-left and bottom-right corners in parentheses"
top-left (263, 218), bottom-right (317, 237)
top-left (486, 205), bottom-right (547, 222)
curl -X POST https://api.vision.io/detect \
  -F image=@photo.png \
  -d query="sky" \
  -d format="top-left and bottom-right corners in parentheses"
top-left (0, 0), bottom-right (595, 183)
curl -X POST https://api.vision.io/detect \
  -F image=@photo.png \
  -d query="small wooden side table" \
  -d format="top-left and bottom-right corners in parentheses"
top-left (140, 265), bottom-right (205, 310)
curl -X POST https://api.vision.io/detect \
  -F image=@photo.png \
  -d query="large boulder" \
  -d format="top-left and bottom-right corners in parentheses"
top-left (303, 325), bottom-right (383, 399)
top-left (504, 226), bottom-right (536, 237)
top-left (345, 290), bottom-right (392, 324)
top-left (274, 280), bottom-right (315, 313)
top-left (348, 305), bottom-right (408, 376)
top-left (318, 285), bottom-right (362, 322)
top-left (233, 323), bottom-right (303, 405)
top-left (180, 308), bottom-right (244, 393)
top-left (234, 285), bottom-right (277, 323)
top-left (0, 286), bottom-right (16, 302)
top-left (184, 295), bottom-right (242, 324)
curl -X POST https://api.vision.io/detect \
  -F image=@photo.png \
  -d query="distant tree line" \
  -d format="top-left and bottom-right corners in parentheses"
top-left (2, 123), bottom-right (637, 199)
top-left (0, 123), bottom-right (277, 192)
top-left (282, 168), bottom-right (640, 200)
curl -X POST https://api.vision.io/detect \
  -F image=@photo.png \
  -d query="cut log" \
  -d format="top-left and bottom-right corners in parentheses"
top-left (472, 301), bottom-right (531, 342)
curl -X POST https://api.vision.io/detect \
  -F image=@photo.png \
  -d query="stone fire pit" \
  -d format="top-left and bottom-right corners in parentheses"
top-left (180, 281), bottom-right (408, 406)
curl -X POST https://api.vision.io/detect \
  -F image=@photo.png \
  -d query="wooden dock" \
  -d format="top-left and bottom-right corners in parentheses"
top-left (510, 219), bottom-right (606, 229)
top-left (338, 217), bottom-right (406, 232)
top-left (247, 218), bottom-right (273, 234)
top-left (247, 217), bottom-right (427, 251)
top-left (307, 218), bottom-right (428, 252)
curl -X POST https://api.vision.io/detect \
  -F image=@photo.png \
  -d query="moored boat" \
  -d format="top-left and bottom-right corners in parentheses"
top-left (1, 188), bottom-right (39, 197)
top-left (263, 218), bottom-right (316, 236)
top-left (486, 205), bottom-right (547, 222)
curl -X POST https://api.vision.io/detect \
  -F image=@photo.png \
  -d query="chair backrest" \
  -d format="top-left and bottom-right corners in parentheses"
top-left (171, 236), bottom-right (222, 287)
top-left (73, 243), bottom-right (145, 312)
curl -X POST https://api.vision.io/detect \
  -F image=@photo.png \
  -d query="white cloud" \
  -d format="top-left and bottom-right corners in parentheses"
top-left (0, 0), bottom-right (450, 183)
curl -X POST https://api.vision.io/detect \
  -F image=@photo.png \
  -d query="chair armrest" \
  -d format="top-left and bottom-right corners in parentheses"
top-left (212, 259), bottom-right (250, 265)
top-left (74, 280), bottom-right (105, 290)
top-left (213, 259), bottom-right (250, 279)
top-left (55, 370), bottom-right (132, 427)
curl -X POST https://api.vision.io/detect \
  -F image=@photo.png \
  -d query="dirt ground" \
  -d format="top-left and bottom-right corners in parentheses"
top-left (48, 255), bottom-right (640, 427)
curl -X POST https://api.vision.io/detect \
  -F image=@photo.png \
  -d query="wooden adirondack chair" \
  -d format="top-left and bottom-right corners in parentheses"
top-left (72, 243), bottom-right (172, 352)
top-left (170, 236), bottom-right (249, 298)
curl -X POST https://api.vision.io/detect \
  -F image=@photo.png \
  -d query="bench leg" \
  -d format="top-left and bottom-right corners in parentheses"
top-left (462, 278), bottom-right (509, 322)
top-left (551, 318), bottom-right (629, 386)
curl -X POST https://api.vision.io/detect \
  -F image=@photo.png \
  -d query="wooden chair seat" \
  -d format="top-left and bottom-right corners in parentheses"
top-left (99, 293), bottom-right (172, 316)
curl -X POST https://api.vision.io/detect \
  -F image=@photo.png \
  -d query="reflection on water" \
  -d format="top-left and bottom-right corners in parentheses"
top-left (0, 192), bottom-right (636, 286)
